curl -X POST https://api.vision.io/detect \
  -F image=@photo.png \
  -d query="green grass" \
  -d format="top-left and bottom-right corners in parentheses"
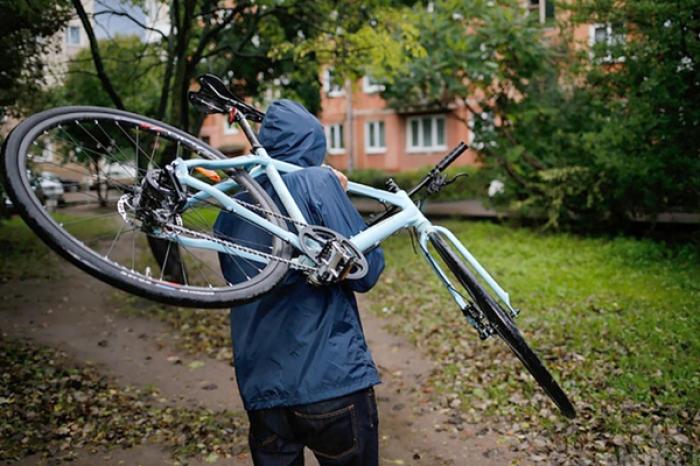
top-left (366, 220), bottom-right (699, 461)
top-left (0, 212), bottom-right (123, 283)
top-left (0, 217), bottom-right (57, 282)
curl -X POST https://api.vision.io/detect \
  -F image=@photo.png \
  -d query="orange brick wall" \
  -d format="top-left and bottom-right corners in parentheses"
top-left (319, 78), bottom-right (478, 173)
top-left (199, 114), bottom-right (251, 155)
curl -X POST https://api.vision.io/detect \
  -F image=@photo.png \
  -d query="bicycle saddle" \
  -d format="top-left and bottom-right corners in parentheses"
top-left (188, 74), bottom-right (265, 122)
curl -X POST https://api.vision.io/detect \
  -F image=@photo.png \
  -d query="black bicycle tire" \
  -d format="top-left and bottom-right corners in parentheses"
top-left (429, 232), bottom-right (576, 418)
top-left (2, 106), bottom-right (292, 308)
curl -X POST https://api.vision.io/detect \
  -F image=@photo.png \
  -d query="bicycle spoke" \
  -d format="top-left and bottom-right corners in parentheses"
top-left (160, 240), bottom-right (173, 281)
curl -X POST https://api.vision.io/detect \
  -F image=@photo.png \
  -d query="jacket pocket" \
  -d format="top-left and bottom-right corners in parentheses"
top-left (293, 404), bottom-right (358, 459)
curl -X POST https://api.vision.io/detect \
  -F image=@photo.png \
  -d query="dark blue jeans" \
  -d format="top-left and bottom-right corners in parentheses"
top-left (246, 387), bottom-right (379, 466)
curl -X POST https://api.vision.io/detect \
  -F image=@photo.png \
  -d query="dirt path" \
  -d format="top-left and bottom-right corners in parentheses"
top-left (1, 261), bottom-right (516, 465)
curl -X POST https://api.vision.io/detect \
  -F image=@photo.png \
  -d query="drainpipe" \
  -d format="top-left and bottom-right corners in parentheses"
top-left (345, 79), bottom-right (354, 173)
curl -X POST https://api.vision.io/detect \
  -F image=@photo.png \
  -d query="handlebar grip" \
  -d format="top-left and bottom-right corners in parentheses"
top-left (435, 141), bottom-right (468, 173)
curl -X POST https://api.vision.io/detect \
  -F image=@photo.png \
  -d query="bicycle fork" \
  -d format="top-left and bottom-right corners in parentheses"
top-left (415, 226), bottom-right (519, 340)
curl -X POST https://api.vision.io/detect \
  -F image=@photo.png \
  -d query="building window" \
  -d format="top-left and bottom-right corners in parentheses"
top-left (589, 23), bottom-right (625, 62)
top-left (362, 76), bottom-right (385, 94)
top-left (201, 136), bottom-right (211, 145)
top-left (224, 119), bottom-right (239, 135)
top-left (365, 121), bottom-right (386, 153)
top-left (528, 0), bottom-right (554, 25)
top-left (407, 115), bottom-right (446, 152)
top-left (326, 124), bottom-right (344, 154)
top-left (323, 69), bottom-right (345, 97)
top-left (67, 26), bottom-right (81, 45)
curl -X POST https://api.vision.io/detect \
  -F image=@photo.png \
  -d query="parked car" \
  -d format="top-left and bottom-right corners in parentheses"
top-left (35, 172), bottom-right (65, 205)
top-left (39, 171), bottom-right (80, 193)
top-left (82, 162), bottom-right (137, 191)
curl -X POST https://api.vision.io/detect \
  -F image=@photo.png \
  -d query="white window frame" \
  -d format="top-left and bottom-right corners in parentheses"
top-left (326, 123), bottom-right (345, 154)
top-left (589, 23), bottom-right (625, 63)
top-left (224, 118), bottom-right (239, 135)
top-left (406, 115), bottom-right (447, 153)
top-left (527, 0), bottom-right (554, 25)
top-left (67, 25), bottom-right (81, 45)
top-left (364, 120), bottom-right (386, 154)
top-left (323, 69), bottom-right (345, 98)
top-left (362, 76), bottom-right (385, 94)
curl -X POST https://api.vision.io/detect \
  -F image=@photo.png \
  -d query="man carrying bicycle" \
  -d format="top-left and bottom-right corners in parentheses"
top-left (214, 99), bottom-right (385, 466)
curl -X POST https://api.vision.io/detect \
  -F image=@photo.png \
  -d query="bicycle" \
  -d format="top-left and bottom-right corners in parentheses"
top-left (1, 74), bottom-right (576, 419)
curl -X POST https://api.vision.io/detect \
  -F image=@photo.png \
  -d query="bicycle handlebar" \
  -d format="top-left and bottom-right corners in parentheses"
top-left (437, 141), bottom-right (469, 172)
top-left (407, 141), bottom-right (469, 197)
top-left (366, 142), bottom-right (469, 228)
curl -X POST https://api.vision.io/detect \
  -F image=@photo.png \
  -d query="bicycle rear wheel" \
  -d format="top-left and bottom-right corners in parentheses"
top-left (428, 232), bottom-right (576, 419)
top-left (2, 106), bottom-right (291, 308)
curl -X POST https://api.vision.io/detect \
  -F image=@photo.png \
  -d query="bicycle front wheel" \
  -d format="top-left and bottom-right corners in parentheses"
top-left (428, 232), bottom-right (576, 419)
top-left (2, 106), bottom-right (291, 308)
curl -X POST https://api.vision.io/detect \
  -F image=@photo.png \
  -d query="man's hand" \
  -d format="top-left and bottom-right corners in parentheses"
top-left (330, 167), bottom-right (348, 191)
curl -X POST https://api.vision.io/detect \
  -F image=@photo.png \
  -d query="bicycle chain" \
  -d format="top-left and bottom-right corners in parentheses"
top-left (230, 197), bottom-right (307, 229)
top-left (163, 223), bottom-right (316, 272)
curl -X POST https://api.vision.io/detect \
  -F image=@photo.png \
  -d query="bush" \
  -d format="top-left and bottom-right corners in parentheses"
top-left (346, 165), bottom-right (495, 202)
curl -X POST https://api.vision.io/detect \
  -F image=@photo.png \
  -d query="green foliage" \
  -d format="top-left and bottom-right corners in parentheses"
top-left (382, 0), bottom-right (700, 230)
top-left (382, 0), bottom-right (549, 109)
top-left (271, 1), bottom-right (425, 88)
top-left (348, 165), bottom-right (491, 201)
top-left (0, 0), bottom-right (72, 115)
top-left (501, 0), bottom-right (700, 228)
top-left (366, 220), bottom-right (699, 462)
top-left (49, 36), bottom-right (164, 116)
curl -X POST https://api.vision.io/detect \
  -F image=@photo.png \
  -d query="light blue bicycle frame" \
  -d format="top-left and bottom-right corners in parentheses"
top-left (170, 146), bottom-right (516, 315)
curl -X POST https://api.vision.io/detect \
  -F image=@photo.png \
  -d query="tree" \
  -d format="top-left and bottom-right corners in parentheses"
top-left (380, 0), bottom-right (552, 188)
top-left (0, 0), bottom-right (72, 116)
top-left (53, 36), bottom-right (165, 115)
top-left (503, 0), bottom-right (700, 228)
top-left (384, 0), bottom-right (700, 229)
top-left (565, 0), bottom-right (700, 225)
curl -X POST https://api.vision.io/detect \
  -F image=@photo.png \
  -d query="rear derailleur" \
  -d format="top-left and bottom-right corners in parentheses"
top-left (298, 226), bottom-right (368, 286)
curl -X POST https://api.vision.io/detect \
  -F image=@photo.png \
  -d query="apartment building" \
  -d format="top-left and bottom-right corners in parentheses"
top-left (43, 0), bottom-right (95, 86)
top-left (317, 73), bottom-right (477, 172)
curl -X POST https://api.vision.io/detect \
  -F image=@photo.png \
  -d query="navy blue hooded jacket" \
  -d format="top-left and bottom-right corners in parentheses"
top-left (213, 100), bottom-right (384, 411)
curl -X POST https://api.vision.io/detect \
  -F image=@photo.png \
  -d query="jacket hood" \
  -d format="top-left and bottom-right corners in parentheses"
top-left (258, 99), bottom-right (326, 167)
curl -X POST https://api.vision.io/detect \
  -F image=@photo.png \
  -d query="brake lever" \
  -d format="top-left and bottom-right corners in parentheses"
top-left (444, 172), bottom-right (470, 186)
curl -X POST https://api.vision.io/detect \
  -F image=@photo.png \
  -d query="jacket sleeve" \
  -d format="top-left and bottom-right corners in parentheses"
top-left (314, 169), bottom-right (385, 293)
